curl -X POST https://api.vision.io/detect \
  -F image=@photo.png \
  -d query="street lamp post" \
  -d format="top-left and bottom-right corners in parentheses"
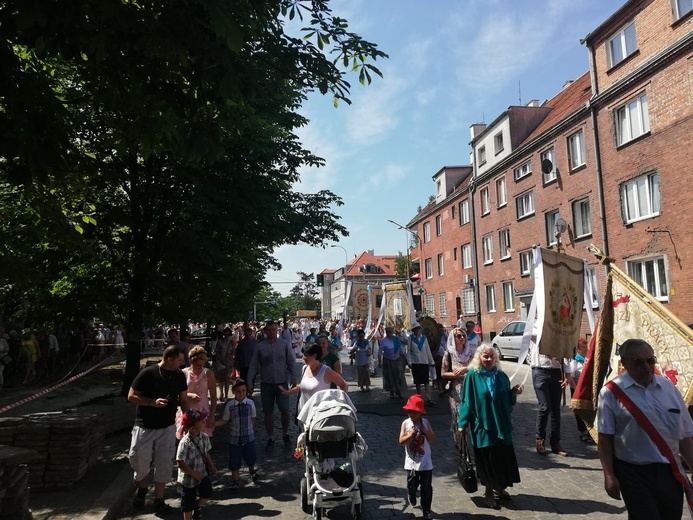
top-left (330, 245), bottom-right (349, 321)
top-left (388, 219), bottom-right (417, 280)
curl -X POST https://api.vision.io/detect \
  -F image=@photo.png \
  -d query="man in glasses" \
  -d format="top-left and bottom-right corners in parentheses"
top-left (597, 338), bottom-right (693, 520)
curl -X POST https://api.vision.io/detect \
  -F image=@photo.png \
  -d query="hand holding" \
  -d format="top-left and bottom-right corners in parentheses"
top-left (188, 392), bottom-right (201, 402)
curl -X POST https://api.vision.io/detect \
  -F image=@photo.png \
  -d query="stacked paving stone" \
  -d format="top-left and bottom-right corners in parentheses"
top-left (0, 445), bottom-right (38, 520)
top-left (0, 411), bottom-right (105, 489)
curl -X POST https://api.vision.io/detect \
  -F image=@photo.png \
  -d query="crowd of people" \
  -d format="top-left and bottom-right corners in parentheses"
top-left (122, 316), bottom-right (693, 520)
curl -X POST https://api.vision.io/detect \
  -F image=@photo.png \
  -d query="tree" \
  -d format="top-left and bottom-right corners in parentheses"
top-left (394, 254), bottom-right (421, 280)
top-left (0, 1), bottom-right (387, 392)
top-left (288, 271), bottom-right (320, 312)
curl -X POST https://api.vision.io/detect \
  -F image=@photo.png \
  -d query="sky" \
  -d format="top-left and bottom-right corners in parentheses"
top-left (265, 0), bottom-right (625, 295)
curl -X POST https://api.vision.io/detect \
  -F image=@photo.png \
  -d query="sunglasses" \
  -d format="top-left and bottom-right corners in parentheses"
top-left (625, 356), bottom-right (657, 367)
top-left (455, 334), bottom-right (464, 339)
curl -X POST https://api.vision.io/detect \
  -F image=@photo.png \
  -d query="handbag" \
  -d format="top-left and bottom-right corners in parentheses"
top-left (457, 436), bottom-right (478, 493)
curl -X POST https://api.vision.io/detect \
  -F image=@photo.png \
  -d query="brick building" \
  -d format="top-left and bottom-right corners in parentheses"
top-left (407, 166), bottom-right (474, 328)
top-left (584, 0), bottom-right (693, 323)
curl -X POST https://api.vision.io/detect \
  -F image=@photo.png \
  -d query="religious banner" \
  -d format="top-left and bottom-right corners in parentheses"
top-left (571, 263), bottom-right (693, 435)
top-left (382, 282), bottom-right (415, 332)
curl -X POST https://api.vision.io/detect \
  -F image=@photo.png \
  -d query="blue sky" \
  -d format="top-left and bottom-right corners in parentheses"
top-left (266, 0), bottom-right (624, 295)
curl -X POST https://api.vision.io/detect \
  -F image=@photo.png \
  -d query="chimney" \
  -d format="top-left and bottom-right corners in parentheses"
top-left (563, 80), bottom-right (574, 90)
top-left (525, 99), bottom-right (539, 107)
top-left (470, 123), bottom-right (487, 140)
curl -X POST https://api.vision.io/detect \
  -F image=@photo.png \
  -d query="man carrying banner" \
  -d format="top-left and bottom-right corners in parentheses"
top-left (597, 338), bottom-right (693, 520)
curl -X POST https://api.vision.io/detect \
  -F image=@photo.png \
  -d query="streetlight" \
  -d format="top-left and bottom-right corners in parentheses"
top-left (330, 244), bottom-right (349, 321)
top-left (388, 219), bottom-right (418, 280)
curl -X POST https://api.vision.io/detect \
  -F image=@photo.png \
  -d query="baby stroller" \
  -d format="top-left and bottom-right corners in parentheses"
top-left (296, 389), bottom-right (367, 519)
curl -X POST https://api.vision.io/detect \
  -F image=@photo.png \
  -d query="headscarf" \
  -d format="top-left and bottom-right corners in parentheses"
top-left (447, 327), bottom-right (474, 364)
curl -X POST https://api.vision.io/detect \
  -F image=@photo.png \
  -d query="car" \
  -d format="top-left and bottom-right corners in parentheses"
top-left (491, 321), bottom-right (529, 362)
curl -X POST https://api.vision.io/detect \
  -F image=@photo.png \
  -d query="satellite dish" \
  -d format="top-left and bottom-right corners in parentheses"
top-left (541, 159), bottom-right (554, 174)
top-left (555, 217), bottom-right (567, 234)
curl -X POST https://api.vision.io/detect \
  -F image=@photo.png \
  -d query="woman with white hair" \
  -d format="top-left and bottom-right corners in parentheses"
top-left (458, 344), bottom-right (523, 508)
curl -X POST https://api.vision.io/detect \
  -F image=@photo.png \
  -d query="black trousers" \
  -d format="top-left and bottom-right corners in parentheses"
top-left (532, 367), bottom-right (562, 443)
top-left (407, 469), bottom-right (432, 514)
top-left (614, 457), bottom-right (683, 520)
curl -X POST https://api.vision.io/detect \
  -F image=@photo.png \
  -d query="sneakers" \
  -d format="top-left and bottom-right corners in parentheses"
top-left (133, 487), bottom-right (147, 509)
top-left (283, 434), bottom-right (291, 446)
top-left (535, 438), bottom-right (547, 456)
top-left (579, 432), bottom-right (594, 443)
top-left (153, 498), bottom-right (176, 514)
top-left (250, 469), bottom-right (259, 483)
top-left (230, 480), bottom-right (240, 493)
top-left (551, 443), bottom-right (569, 457)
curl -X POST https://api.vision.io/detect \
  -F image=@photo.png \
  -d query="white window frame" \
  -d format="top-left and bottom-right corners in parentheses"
top-left (626, 256), bottom-right (669, 301)
top-left (519, 250), bottom-right (532, 277)
top-left (435, 215), bottom-right (442, 236)
top-left (459, 199), bottom-right (469, 225)
top-left (496, 177), bottom-right (507, 208)
top-left (437, 253), bottom-right (444, 276)
top-left (425, 294), bottom-right (435, 314)
top-left (587, 267), bottom-right (600, 309)
top-left (499, 228), bottom-right (511, 260)
top-left (438, 292), bottom-right (447, 317)
top-left (568, 130), bottom-right (585, 170)
top-left (607, 21), bottom-right (637, 68)
top-left (541, 148), bottom-right (557, 184)
top-left (514, 161), bottom-right (532, 181)
top-left (462, 244), bottom-right (472, 269)
top-left (621, 172), bottom-right (660, 223)
top-left (463, 287), bottom-right (476, 315)
top-left (545, 210), bottom-right (559, 246)
top-left (516, 190), bottom-right (535, 220)
top-left (423, 221), bottom-right (431, 243)
top-left (485, 285), bottom-right (496, 313)
top-left (573, 197), bottom-right (592, 238)
top-left (425, 258), bottom-right (433, 279)
top-left (616, 93), bottom-right (650, 146)
top-left (494, 132), bottom-right (504, 154)
top-left (482, 235), bottom-right (493, 265)
top-left (672, 0), bottom-right (693, 21)
top-left (478, 146), bottom-right (487, 166)
top-left (502, 281), bottom-right (515, 312)
top-left (480, 187), bottom-right (490, 215)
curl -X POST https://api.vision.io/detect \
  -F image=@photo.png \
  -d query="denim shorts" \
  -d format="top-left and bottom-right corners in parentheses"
top-left (228, 441), bottom-right (257, 471)
top-left (180, 476), bottom-right (212, 511)
top-left (260, 382), bottom-right (290, 413)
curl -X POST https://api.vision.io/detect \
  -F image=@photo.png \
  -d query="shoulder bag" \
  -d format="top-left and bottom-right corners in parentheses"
top-left (457, 434), bottom-right (478, 493)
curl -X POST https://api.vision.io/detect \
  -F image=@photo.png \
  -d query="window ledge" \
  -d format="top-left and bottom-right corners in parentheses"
top-left (616, 131), bottom-right (651, 150)
top-left (514, 173), bottom-right (531, 182)
top-left (574, 233), bottom-right (593, 243)
top-left (497, 203), bottom-right (507, 209)
top-left (517, 212), bottom-right (535, 222)
top-left (500, 256), bottom-right (512, 262)
top-left (504, 309), bottom-right (516, 313)
top-left (495, 148), bottom-right (504, 156)
top-left (520, 273), bottom-right (530, 278)
top-left (570, 164), bottom-right (587, 175)
top-left (484, 261), bottom-right (493, 266)
top-left (543, 177), bottom-right (558, 187)
top-left (624, 212), bottom-right (660, 226)
top-left (481, 210), bottom-right (490, 217)
top-left (607, 49), bottom-right (640, 74)
top-left (672, 10), bottom-right (693, 27)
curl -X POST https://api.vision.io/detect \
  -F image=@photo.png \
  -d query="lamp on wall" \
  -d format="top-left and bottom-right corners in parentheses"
top-left (555, 217), bottom-right (567, 254)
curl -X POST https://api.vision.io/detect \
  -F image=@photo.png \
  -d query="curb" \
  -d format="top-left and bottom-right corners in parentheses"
top-left (74, 463), bottom-right (134, 520)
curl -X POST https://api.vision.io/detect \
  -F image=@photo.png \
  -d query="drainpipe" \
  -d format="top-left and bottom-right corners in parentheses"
top-left (469, 179), bottom-right (482, 339)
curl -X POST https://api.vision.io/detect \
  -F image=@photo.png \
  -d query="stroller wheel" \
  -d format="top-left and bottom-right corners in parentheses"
top-left (300, 477), bottom-right (312, 514)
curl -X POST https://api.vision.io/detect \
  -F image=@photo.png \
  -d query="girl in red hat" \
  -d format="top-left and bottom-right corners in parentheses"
top-left (399, 394), bottom-right (437, 519)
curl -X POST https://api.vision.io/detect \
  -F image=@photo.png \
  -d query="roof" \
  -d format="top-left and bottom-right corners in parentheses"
top-left (520, 72), bottom-right (591, 145)
top-left (345, 251), bottom-right (397, 277)
top-left (320, 268), bottom-right (338, 274)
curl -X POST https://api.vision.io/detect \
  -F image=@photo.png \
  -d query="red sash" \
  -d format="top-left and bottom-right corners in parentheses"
top-left (605, 380), bottom-right (693, 512)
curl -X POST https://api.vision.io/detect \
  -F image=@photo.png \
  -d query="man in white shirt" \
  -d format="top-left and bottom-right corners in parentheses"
top-left (597, 338), bottom-right (693, 520)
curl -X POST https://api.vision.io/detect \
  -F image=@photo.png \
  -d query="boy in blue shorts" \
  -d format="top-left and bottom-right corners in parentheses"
top-left (215, 379), bottom-right (258, 492)
top-left (176, 410), bottom-right (217, 520)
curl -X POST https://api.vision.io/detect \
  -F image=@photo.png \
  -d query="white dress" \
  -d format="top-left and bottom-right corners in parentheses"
top-left (298, 364), bottom-right (330, 414)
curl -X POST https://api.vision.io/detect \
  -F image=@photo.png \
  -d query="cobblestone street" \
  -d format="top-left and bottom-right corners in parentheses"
top-left (124, 355), bottom-right (688, 520)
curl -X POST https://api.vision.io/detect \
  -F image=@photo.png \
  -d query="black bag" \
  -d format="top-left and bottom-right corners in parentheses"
top-left (457, 437), bottom-right (477, 493)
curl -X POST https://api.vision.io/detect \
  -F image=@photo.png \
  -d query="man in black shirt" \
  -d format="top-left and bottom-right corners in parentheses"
top-left (128, 345), bottom-right (189, 512)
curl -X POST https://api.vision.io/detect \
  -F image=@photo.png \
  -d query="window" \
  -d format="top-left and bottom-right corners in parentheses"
top-left (616, 93), bottom-right (650, 146)
top-left (607, 21), bottom-right (637, 68)
top-left (436, 180), bottom-right (442, 197)
top-left (425, 258), bottom-right (433, 279)
top-left (478, 146), bottom-right (487, 165)
top-left (502, 282), bottom-right (515, 311)
top-left (496, 177), bottom-right (507, 207)
top-left (437, 253), bottom-right (444, 276)
top-left (545, 210), bottom-right (559, 246)
top-left (514, 161), bottom-right (532, 181)
top-left (451, 205), bottom-right (456, 220)
top-left (485, 285), bottom-right (496, 312)
top-left (438, 292), bottom-right (447, 317)
top-left (423, 222), bottom-right (431, 243)
top-left (499, 228), bottom-right (511, 259)
top-left (459, 199), bottom-right (469, 225)
top-left (673, 0), bottom-right (693, 21)
top-left (573, 198), bottom-right (591, 238)
top-left (480, 187), bottom-right (490, 215)
top-left (462, 244), bottom-right (472, 269)
top-left (541, 148), bottom-right (557, 183)
top-left (519, 250), bottom-right (533, 276)
top-left (627, 256), bottom-right (668, 301)
top-left (568, 131), bottom-right (585, 170)
top-left (587, 267), bottom-right (600, 309)
top-left (463, 287), bottom-right (476, 314)
top-left (453, 247), bottom-right (458, 262)
top-left (494, 132), bottom-right (504, 154)
top-left (435, 215), bottom-right (442, 236)
top-left (621, 172), bottom-right (660, 223)
top-left (425, 294), bottom-right (435, 314)
top-left (516, 190), bottom-right (535, 219)
top-left (482, 235), bottom-right (493, 264)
